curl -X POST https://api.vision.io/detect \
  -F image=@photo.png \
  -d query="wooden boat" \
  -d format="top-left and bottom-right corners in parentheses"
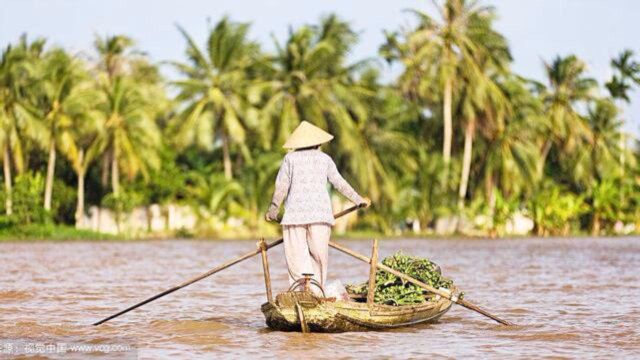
top-left (260, 286), bottom-right (455, 332)
top-left (256, 238), bottom-right (458, 332)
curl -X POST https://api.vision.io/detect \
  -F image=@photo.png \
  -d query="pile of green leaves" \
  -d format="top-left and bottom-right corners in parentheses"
top-left (350, 252), bottom-right (453, 306)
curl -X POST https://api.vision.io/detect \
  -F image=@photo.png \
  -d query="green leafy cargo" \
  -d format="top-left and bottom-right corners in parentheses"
top-left (349, 252), bottom-right (454, 306)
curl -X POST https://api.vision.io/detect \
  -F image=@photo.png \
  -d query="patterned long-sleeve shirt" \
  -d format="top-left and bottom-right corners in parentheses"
top-left (268, 149), bottom-right (364, 226)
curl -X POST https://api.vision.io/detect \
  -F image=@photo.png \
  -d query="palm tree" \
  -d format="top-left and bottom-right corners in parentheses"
top-left (61, 100), bottom-right (104, 227)
top-left (68, 127), bottom-right (104, 227)
top-left (481, 76), bottom-right (541, 202)
top-left (539, 55), bottom-right (597, 179)
top-left (94, 35), bottom-right (135, 82)
top-left (605, 50), bottom-right (639, 190)
top-left (382, 0), bottom-right (502, 172)
top-left (352, 71), bottom-right (419, 203)
top-left (41, 71), bottom-right (105, 227)
top-left (482, 117), bottom-right (538, 207)
top-left (258, 15), bottom-right (371, 141)
top-left (259, 16), bottom-right (392, 201)
top-left (0, 45), bottom-right (23, 215)
top-left (585, 100), bottom-right (623, 180)
top-left (582, 99), bottom-right (625, 234)
top-left (170, 17), bottom-right (258, 180)
top-left (605, 49), bottom-right (640, 102)
top-left (0, 35), bottom-right (46, 215)
top-left (94, 35), bottom-right (164, 203)
top-left (454, 11), bottom-right (512, 208)
top-left (31, 48), bottom-right (94, 212)
top-left (94, 34), bottom-right (138, 189)
top-left (97, 76), bottom-right (162, 201)
top-left (457, 71), bottom-right (511, 209)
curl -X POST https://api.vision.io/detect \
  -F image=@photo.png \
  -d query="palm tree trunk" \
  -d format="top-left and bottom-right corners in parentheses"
top-left (484, 173), bottom-right (498, 233)
top-left (111, 152), bottom-right (121, 232)
top-left (458, 118), bottom-right (475, 209)
top-left (619, 133), bottom-right (625, 210)
top-left (44, 141), bottom-right (56, 211)
top-left (222, 131), bottom-right (232, 180)
top-left (146, 205), bottom-right (152, 232)
top-left (484, 172), bottom-right (494, 204)
top-left (3, 143), bottom-right (12, 215)
top-left (591, 212), bottom-right (601, 236)
top-left (75, 149), bottom-right (85, 228)
top-left (591, 138), bottom-right (601, 236)
top-left (537, 139), bottom-right (552, 180)
top-left (443, 78), bottom-right (453, 166)
top-left (619, 133), bottom-right (625, 174)
top-left (592, 136), bottom-right (599, 181)
top-left (100, 152), bottom-right (110, 187)
top-left (616, 98), bottom-right (625, 176)
top-left (111, 152), bottom-right (120, 198)
top-left (75, 173), bottom-right (85, 227)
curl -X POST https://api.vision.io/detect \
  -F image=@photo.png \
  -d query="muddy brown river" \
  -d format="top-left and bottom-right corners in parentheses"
top-left (1, 237), bottom-right (639, 359)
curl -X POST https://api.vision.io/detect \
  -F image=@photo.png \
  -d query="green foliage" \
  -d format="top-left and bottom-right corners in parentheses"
top-left (184, 151), bottom-right (281, 237)
top-left (101, 190), bottom-right (145, 214)
top-left (0, 8), bottom-right (639, 239)
top-left (51, 179), bottom-right (76, 224)
top-left (626, 180), bottom-right (640, 226)
top-left (590, 179), bottom-right (621, 221)
top-left (169, 17), bottom-right (257, 179)
top-left (587, 178), bottom-right (630, 234)
top-left (126, 148), bottom-right (187, 206)
top-left (393, 150), bottom-right (458, 231)
top-left (467, 191), bottom-right (520, 236)
top-left (529, 182), bottom-right (588, 236)
top-left (0, 172), bottom-right (48, 224)
top-left (491, 193), bottom-right (520, 235)
top-left (606, 49), bottom-right (640, 102)
top-left (349, 252), bottom-right (453, 306)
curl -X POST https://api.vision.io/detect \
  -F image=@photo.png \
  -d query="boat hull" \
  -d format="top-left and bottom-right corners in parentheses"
top-left (261, 290), bottom-right (453, 333)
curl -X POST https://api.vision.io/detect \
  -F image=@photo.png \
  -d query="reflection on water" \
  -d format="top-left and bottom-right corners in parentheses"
top-left (1, 237), bottom-right (639, 358)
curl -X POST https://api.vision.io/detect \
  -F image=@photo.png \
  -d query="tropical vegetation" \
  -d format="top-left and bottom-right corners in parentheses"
top-left (1, 0), bottom-right (639, 239)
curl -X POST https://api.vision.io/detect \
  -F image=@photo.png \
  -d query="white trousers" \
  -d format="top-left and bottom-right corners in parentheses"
top-left (282, 223), bottom-right (332, 290)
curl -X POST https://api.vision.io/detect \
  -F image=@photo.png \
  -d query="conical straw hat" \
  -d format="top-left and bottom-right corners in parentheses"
top-left (283, 121), bottom-right (334, 149)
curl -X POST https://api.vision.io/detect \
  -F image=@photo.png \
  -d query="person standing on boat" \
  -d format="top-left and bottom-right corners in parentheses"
top-left (266, 121), bottom-right (370, 291)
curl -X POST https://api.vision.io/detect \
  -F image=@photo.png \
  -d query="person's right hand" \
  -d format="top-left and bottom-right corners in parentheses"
top-left (265, 212), bottom-right (278, 222)
top-left (359, 197), bottom-right (372, 208)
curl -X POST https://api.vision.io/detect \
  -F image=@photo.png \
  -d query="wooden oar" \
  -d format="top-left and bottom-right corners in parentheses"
top-left (329, 241), bottom-right (515, 326)
top-left (92, 203), bottom-right (365, 326)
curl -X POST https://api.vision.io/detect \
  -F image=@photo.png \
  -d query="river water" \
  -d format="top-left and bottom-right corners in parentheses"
top-left (1, 237), bottom-right (639, 359)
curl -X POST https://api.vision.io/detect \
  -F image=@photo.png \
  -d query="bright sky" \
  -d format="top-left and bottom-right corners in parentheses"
top-left (2, 0), bottom-right (639, 134)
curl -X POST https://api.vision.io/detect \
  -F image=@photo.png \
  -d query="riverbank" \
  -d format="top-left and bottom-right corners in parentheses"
top-left (0, 225), bottom-right (637, 242)
top-left (0, 224), bottom-right (119, 242)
